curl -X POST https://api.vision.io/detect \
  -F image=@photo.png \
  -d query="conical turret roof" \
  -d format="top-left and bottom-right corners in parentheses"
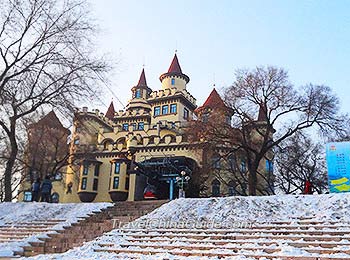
top-left (137, 68), bottom-right (147, 87)
top-left (105, 101), bottom-right (115, 120)
top-left (159, 53), bottom-right (190, 83)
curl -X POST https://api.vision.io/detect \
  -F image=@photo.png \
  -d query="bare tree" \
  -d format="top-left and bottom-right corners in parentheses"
top-left (275, 132), bottom-right (328, 194)
top-left (188, 66), bottom-right (347, 196)
top-left (0, 0), bottom-right (108, 201)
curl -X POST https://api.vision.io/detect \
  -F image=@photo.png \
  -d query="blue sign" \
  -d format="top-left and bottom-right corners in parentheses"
top-left (326, 142), bottom-right (350, 193)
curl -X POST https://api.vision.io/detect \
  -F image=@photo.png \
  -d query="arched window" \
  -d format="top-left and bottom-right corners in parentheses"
top-left (212, 179), bottom-right (220, 197)
top-left (171, 78), bottom-right (175, 85)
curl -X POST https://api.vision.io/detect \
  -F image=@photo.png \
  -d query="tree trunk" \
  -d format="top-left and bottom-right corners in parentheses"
top-left (248, 163), bottom-right (259, 196)
top-left (4, 120), bottom-right (18, 202)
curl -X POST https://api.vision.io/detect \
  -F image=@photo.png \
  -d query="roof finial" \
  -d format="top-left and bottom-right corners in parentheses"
top-left (213, 73), bottom-right (216, 88)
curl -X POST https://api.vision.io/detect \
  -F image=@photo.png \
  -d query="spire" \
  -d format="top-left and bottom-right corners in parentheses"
top-left (137, 68), bottom-right (147, 87)
top-left (159, 53), bottom-right (190, 84)
top-left (105, 101), bottom-right (115, 120)
top-left (257, 103), bottom-right (268, 121)
top-left (167, 53), bottom-right (182, 74)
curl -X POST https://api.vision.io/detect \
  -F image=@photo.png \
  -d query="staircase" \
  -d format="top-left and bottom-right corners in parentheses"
top-left (94, 217), bottom-right (350, 259)
top-left (0, 219), bottom-right (64, 244)
top-left (15, 200), bottom-right (167, 257)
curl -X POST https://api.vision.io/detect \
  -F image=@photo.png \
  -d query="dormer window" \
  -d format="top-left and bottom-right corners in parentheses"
top-left (171, 78), bottom-right (175, 85)
top-left (135, 89), bottom-right (142, 98)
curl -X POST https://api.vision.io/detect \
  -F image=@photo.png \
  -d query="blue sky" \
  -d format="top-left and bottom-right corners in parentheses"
top-left (88, 0), bottom-right (350, 114)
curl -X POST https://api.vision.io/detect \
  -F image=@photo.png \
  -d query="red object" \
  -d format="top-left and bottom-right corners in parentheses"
top-left (202, 88), bottom-right (227, 109)
top-left (304, 180), bottom-right (312, 194)
top-left (137, 68), bottom-right (147, 86)
top-left (105, 101), bottom-right (115, 120)
top-left (144, 191), bottom-right (157, 199)
top-left (167, 53), bottom-right (182, 73)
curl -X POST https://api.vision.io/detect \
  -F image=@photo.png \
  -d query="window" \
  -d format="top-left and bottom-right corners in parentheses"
top-left (241, 161), bottom-right (247, 172)
top-left (170, 104), bottom-right (177, 113)
top-left (138, 122), bottom-right (144, 130)
top-left (135, 89), bottom-right (141, 98)
top-left (183, 108), bottom-right (189, 119)
top-left (125, 177), bottom-right (129, 190)
top-left (228, 181), bottom-right (235, 196)
top-left (266, 159), bottom-right (273, 173)
top-left (94, 164), bottom-right (100, 177)
top-left (212, 179), bottom-right (220, 197)
top-left (132, 123), bottom-right (137, 131)
top-left (115, 162), bottom-right (120, 174)
top-left (82, 163), bottom-right (89, 175)
top-left (81, 177), bottom-right (87, 190)
top-left (93, 178), bottom-right (98, 191)
top-left (113, 177), bottom-right (119, 189)
top-left (228, 154), bottom-right (235, 170)
top-left (162, 105), bottom-right (168, 114)
top-left (122, 123), bottom-right (129, 131)
top-left (212, 156), bottom-right (221, 169)
top-left (171, 78), bottom-right (175, 85)
top-left (23, 191), bottom-right (32, 202)
top-left (154, 106), bottom-right (161, 116)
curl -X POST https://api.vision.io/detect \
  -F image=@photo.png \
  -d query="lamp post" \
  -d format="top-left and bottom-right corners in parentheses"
top-left (176, 170), bottom-right (190, 198)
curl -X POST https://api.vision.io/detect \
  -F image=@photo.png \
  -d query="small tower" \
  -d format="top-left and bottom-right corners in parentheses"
top-left (159, 53), bottom-right (190, 91)
top-left (131, 68), bottom-right (152, 100)
top-left (126, 68), bottom-right (152, 112)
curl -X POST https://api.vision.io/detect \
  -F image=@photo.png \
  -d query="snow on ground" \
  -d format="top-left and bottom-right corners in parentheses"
top-left (137, 193), bottom-right (350, 224)
top-left (0, 202), bottom-right (112, 257)
top-left (23, 194), bottom-right (350, 260)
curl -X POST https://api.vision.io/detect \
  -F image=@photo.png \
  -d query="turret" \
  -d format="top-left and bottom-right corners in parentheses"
top-left (195, 88), bottom-right (233, 124)
top-left (126, 69), bottom-right (152, 112)
top-left (159, 54), bottom-right (189, 91)
top-left (131, 68), bottom-right (152, 99)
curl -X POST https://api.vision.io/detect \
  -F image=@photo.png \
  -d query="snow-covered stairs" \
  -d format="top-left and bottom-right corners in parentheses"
top-left (93, 219), bottom-right (350, 259)
top-left (0, 219), bottom-right (64, 243)
top-left (17, 200), bottom-right (167, 257)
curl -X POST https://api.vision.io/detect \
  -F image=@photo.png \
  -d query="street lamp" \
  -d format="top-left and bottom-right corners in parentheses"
top-left (177, 170), bottom-right (190, 198)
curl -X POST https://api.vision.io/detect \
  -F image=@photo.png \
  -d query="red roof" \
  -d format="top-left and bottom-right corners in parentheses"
top-left (105, 101), bottom-right (115, 120)
top-left (168, 54), bottom-right (182, 73)
top-left (29, 111), bottom-right (69, 133)
top-left (202, 88), bottom-right (226, 109)
top-left (137, 68), bottom-right (147, 86)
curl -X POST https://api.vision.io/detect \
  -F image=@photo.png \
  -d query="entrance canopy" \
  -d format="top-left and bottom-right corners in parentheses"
top-left (135, 156), bottom-right (196, 181)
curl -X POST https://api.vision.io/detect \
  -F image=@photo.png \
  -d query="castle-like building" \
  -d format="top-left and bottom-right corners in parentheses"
top-left (21, 54), bottom-right (272, 203)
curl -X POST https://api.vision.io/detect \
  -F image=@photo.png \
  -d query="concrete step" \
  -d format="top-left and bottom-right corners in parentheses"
top-left (121, 237), bottom-right (350, 248)
top-left (120, 227), bottom-right (350, 236)
top-left (121, 232), bottom-right (350, 242)
top-left (93, 247), bottom-right (348, 260)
